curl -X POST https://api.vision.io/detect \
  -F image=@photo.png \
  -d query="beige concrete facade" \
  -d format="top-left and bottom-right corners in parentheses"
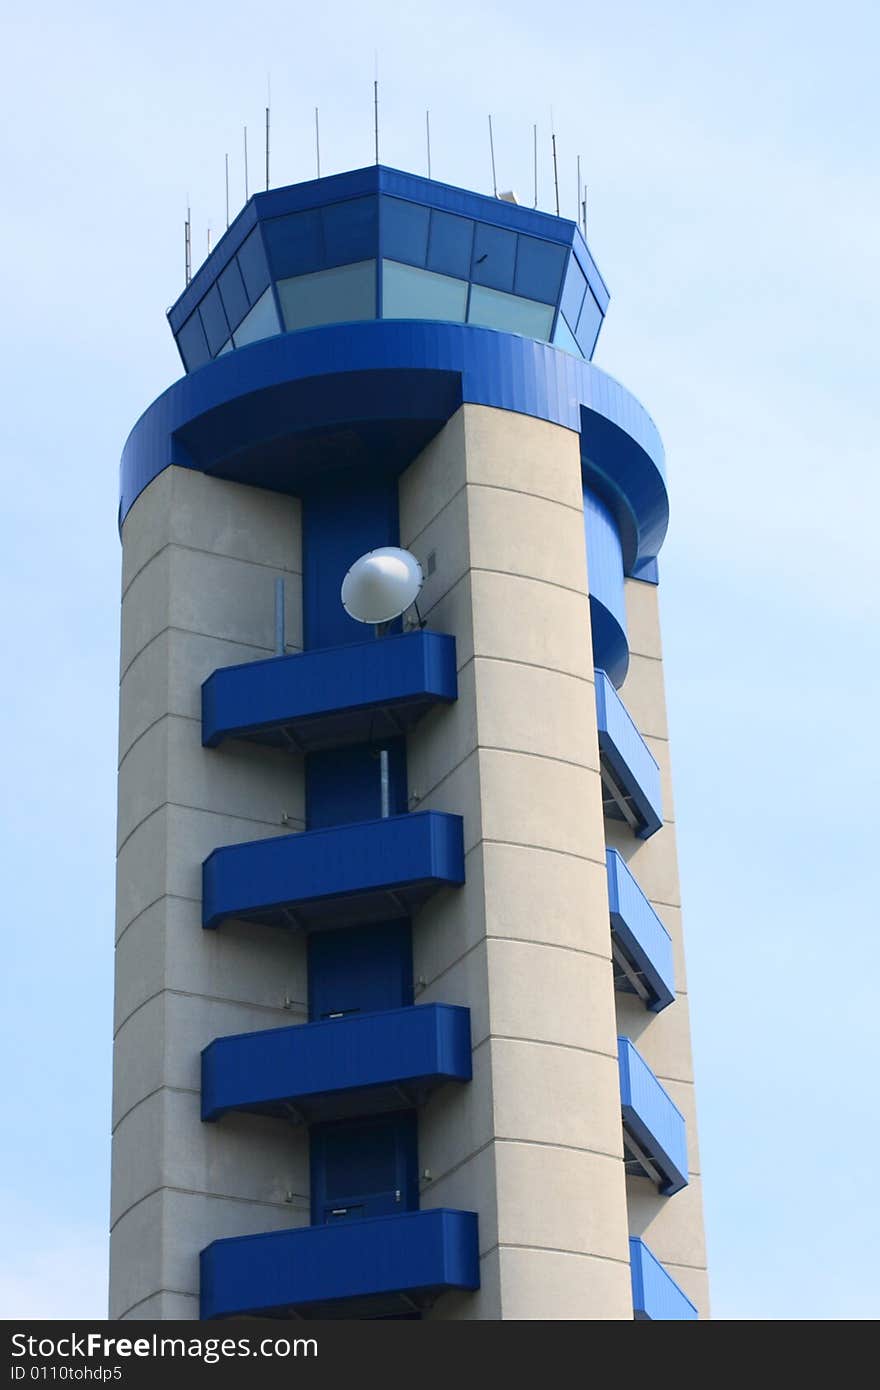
top-left (112, 468), bottom-right (307, 1320)
top-left (112, 403), bottom-right (708, 1321)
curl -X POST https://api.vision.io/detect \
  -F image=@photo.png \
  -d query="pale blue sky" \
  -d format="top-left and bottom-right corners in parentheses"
top-left (1, 0), bottom-right (878, 1319)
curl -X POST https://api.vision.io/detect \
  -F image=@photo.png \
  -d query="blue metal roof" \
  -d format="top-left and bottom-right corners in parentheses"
top-left (121, 319), bottom-right (668, 573)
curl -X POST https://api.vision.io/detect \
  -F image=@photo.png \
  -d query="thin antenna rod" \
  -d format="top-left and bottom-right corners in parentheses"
top-left (577, 155), bottom-right (581, 230)
top-left (315, 107), bottom-right (321, 177)
top-left (265, 75), bottom-right (271, 191)
top-left (225, 153), bottom-right (229, 229)
top-left (533, 123), bottom-right (538, 208)
top-left (488, 114), bottom-right (498, 197)
top-left (207, 226), bottom-right (212, 255)
top-left (426, 110), bottom-right (431, 179)
top-left (582, 186), bottom-right (588, 236)
top-left (244, 126), bottom-right (249, 200)
top-left (373, 79), bottom-right (379, 164)
top-left (184, 203), bottom-right (191, 287)
top-left (551, 129), bottom-right (560, 217)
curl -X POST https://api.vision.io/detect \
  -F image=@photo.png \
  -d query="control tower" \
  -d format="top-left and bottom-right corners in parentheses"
top-left (111, 165), bottom-right (709, 1320)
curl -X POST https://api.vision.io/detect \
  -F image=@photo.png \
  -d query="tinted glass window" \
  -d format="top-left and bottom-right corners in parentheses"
top-left (177, 310), bottom-right (210, 371)
top-left (468, 284), bottom-right (554, 339)
top-left (576, 287), bottom-right (603, 358)
top-left (514, 235), bottom-right (567, 303)
top-left (217, 337), bottom-right (233, 356)
top-left (559, 255), bottom-right (587, 333)
top-left (381, 197), bottom-right (430, 266)
top-left (277, 260), bottom-right (376, 331)
top-left (471, 223), bottom-right (516, 291)
top-left (552, 313), bottom-right (583, 357)
top-left (232, 286), bottom-right (280, 347)
top-left (382, 260), bottom-right (467, 322)
top-left (262, 209), bottom-right (322, 280)
top-left (236, 226), bottom-right (270, 303)
top-left (217, 258), bottom-right (249, 331)
top-left (427, 210), bottom-right (473, 278)
top-left (322, 198), bottom-right (378, 267)
top-left (199, 283), bottom-right (230, 356)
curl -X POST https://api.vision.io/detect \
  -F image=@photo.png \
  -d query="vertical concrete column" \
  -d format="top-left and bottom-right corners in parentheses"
top-left (111, 467), bottom-right (308, 1320)
top-left (401, 404), bottom-right (632, 1320)
top-left (607, 576), bottom-right (711, 1317)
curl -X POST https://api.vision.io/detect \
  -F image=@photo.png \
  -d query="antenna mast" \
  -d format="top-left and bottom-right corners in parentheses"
top-left (184, 204), bottom-right (191, 287)
top-left (265, 75), bottom-right (271, 190)
top-left (577, 154), bottom-right (581, 230)
top-left (488, 114), bottom-right (498, 197)
top-left (315, 107), bottom-right (321, 177)
top-left (373, 65), bottom-right (379, 164)
top-left (533, 123), bottom-right (538, 208)
top-left (551, 123), bottom-right (560, 217)
top-left (244, 125), bottom-right (249, 200)
top-left (426, 110), bottom-right (431, 179)
top-left (225, 153), bottom-right (230, 229)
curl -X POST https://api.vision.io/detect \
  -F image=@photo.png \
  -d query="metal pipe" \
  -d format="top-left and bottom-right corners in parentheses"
top-left (274, 577), bottom-right (285, 655)
top-left (379, 749), bottom-right (390, 818)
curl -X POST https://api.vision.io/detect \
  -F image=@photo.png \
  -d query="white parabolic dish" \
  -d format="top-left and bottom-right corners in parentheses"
top-left (340, 546), bottom-right (425, 625)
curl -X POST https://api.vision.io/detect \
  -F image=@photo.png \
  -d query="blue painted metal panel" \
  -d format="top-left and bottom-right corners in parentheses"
top-left (120, 321), bottom-right (667, 578)
top-left (618, 1038), bottom-right (688, 1196)
top-left (606, 850), bottom-right (675, 1012)
top-left (306, 739), bottom-right (407, 828)
top-left (202, 810), bottom-right (465, 931)
top-left (201, 630), bottom-right (458, 752)
top-left (595, 670), bottom-right (663, 839)
top-left (629, 1238), bottom-right (698, 1320)
top-left (201, 1003), bottom-right (472, 1123)
top-left (302, 473), bottom-right (399, 650)
top-left (584, 487), bottom-right (628, 688)
top-left (200, 1208), bottom-right (480, 1319)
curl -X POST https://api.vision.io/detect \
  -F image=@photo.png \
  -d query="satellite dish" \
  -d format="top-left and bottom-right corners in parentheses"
top-left (341, 547), bottom-right (424, 625)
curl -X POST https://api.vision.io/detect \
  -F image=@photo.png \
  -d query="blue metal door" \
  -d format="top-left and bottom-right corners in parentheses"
top-left (307, 920), bottom-right (413, 1021)
top-left (310, 1112), bottom-right (418, 1224)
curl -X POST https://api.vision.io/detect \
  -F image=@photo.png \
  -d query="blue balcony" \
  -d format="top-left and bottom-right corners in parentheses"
top-left (618, 1038), bottom-right (688, 1196)
top-left (203, 810), bottom-right (465, 931)
top-left (629, 1238), bottom-right (698, 1320)
top-left (202, 630), bottom-right (457, 753)
top-left (595, 670), bottom-right (662, 839)
top-left (202, 1003), bottom-right (472, 1124)
top-left (607, 850), bottom-right (675, 1012)
top-left (201, 1208), bottom-right (480, 1319)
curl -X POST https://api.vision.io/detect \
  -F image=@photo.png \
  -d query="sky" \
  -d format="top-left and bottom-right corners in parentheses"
top-left (1, 0), bottom-right (878, 1320)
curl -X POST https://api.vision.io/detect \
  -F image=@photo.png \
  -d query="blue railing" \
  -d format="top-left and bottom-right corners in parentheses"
top-left (629, 1237), bottom-right (698, 1320)
top-left (201, 1208), bottom-right (480, 1319)
top-left (202, 630), bottom-right (457, 752)
top-left (202, 1003), bottom-right (472, 1123)
top-left (595, 670), bottom-right (662, 838)
top-left (607, 850), bottom-right (675, 1012)
top-left (202, 810), bottom-right (465, 931)
top-left (618, 1037), bottom-right (688, 1195)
